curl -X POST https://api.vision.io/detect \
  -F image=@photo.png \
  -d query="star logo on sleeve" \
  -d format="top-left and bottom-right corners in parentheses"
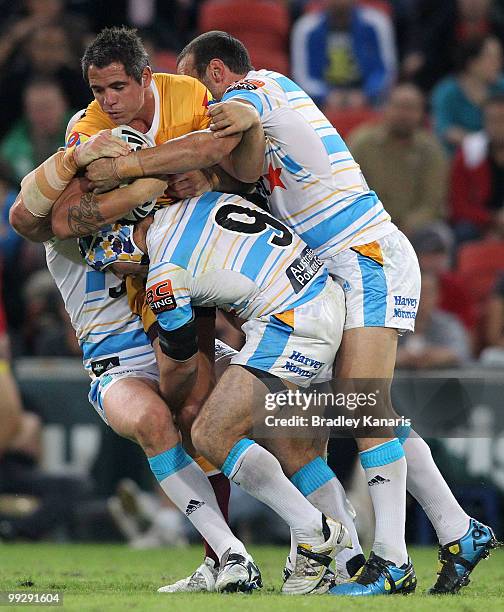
top-left (265, 163), bottom-right (286, 192)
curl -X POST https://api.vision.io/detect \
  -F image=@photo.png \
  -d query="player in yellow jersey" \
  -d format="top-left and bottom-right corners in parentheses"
top-left (60, 25), bottom-right (264, 335)
top-left (67, 26), bottom-right (263, 190)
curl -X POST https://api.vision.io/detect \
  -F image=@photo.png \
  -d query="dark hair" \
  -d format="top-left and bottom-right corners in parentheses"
top-left (81, 26), bottom-right (149, 83)
top-left (177, 31), bottom-right (253, 77)
top-left (454, 35), bottom-right (498, 73)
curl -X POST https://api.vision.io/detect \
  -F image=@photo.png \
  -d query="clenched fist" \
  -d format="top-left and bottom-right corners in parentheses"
top-left (73, 129), bottom-right (130, 168)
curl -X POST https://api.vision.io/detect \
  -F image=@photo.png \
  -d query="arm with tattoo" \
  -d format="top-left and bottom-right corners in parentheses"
top-left (51, 177), bottom-right (168, 239)
top-left (66, 191), bottom-right (106, 236)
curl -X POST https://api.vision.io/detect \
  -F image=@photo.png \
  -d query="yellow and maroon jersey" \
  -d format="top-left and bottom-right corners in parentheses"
top-left (65, 73), bottom-right (211, 333)
top-left (66, 73), bottom-right (211, 148)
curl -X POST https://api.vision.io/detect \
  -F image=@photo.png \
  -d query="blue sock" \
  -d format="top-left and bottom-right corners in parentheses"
top-left (148, 443), bottom-right (193, 481)
top-left (360, 438), bottom-right (404, 469)
top-left (290, 456), bottom-right (335, 497)
top-left (221, 438), bottom-right (255, 478)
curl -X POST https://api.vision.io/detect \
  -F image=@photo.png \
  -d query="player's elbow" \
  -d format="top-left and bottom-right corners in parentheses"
top-left (8, 199), bottom-right (24, 235)
top-left (201, 140), bottom-right (229, 168)
top-left (9, 197), bottom-right (35, 239)
top-left (199, 133), bottom-right (240, 168)
top-left (234, 163), bottom-right (263, 184)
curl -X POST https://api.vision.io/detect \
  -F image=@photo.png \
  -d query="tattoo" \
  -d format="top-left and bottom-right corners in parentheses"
top-left (67, 192), bottom-right (106, 236)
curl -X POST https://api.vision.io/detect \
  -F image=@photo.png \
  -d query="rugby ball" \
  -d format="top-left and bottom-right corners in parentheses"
top-left (111, 125), bottom-right (156, 221)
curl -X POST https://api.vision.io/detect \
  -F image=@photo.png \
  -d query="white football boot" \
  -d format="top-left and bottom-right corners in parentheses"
top-left (215, 550), bottom-right (262, 593)
top-left (158, 557), bottom-right (218, 593)
top-left (282, 516), bottom-right (351, 595)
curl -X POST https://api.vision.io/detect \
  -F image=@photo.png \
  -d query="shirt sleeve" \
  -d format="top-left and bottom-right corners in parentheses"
top-left (191, 79), bottom-right (212, 131)
top-left (222, 87), bottom-right (266, 117)
top-left (145, 263), bottom-right (193, 331)
top-left (65, 102), bottom-right (114, 148)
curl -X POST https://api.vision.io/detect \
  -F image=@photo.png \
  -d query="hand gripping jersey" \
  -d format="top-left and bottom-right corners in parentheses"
top-left (146, 192), bottom-right (328, 332)
top-left (222, 70), bottom-right (395, 259)
top-left (44, 238), bottom-right (155, 378)
top-left (66, 73), bottom-right (211, 148)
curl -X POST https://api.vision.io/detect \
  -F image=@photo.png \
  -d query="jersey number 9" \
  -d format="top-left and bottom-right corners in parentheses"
top-left (214, 203), bottom-right (293, 247)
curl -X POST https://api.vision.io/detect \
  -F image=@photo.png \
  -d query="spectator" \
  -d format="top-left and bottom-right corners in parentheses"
top-left (450, 93), bottom-right (504, 242)
top-left (0, 0), bottom-right (67, 70)
top-left (0, 3), bottom-right (90, 137)
top-left (481, 273), bottom-right (504, 365)
top-left (411, 223), bottom-right (478, 333)
top-left (0, 78), bottom-right (72, 183)
top-left (291, 0), bottom-right (397, 108)
top-left (431, 35), bottom-right (504, 155)
top-left (396, 271), bottom-right (472, 369)
top-left (349, 83), bottom-right (447, 235)
top-left (402, 0), bottom-right (504, 92)
top-left (401, 0), bottom-right (457, 90)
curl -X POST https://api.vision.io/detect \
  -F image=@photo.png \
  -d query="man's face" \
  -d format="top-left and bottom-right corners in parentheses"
top-left (25, 84), bottom-right (67, 134)
top-left (385, 86), bottom-right (424, 138)
top-left (87, 62), bottom-right (146, 125)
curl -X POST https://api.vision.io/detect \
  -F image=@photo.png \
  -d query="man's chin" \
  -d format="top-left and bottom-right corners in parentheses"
top-left (107, 112), bottom-right (127, 124)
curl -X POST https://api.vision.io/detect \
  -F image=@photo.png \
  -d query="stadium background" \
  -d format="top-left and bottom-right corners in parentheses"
top-left (0, 0), bottom-right (503, 557)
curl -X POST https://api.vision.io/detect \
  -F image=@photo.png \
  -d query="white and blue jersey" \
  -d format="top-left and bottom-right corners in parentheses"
top-left (44, 238), bottom-right (156, 378)
top-left (221, 69), bottom-right (395, 260)
top-left (146, 191), bottom-right (327, 330)
top-left (146, 192), bottom-right (345, 386)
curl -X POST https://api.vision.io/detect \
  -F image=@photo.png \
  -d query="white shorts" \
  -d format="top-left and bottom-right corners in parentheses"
top-left (325, 229), bottom-right (420, 332)
top-left (231, 279), bottom-right (345, 387)
top-left (87, 339), bottom-right (238, 424)
top-left (88, 365), bottom-right (160, 425)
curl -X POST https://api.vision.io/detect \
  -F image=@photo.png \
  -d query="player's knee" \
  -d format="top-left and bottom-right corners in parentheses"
top-left (132, 404), bottom-right (176, 454)
top-left (177, 402), bottom-right (200, 438)
top-left (190, 415), bottom-right (211, 458)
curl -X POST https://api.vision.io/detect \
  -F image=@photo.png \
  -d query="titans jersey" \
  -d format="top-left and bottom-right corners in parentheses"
top-left (146, 192), bottom-right (328, 331)
top-left (222, 70), bottom-right (395, 259)
top-left (66, 73), bottom-right (210, 148)
top-left (45, 238), bottom-right (155, 377)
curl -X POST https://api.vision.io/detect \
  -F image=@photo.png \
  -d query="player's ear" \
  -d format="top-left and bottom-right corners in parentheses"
top-left (141, 67), bottom-right (152, 88)
top-left (208, 59), bottom-right (226, 83)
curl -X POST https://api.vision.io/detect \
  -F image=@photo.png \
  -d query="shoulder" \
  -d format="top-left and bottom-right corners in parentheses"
top-left (154, 73), bottom-right (209, 117)
top-left (415, 129), bottom-right (446, 155)
top-left (1, 120), bottom-right (28, 147)
top-left (357, 5), bottom-right (392, 31)
top-left (67, 100), bottom-right (113, 142)
top-left (431, 77), bottom-right (460, 102)
top-left (292, 10), bottom-right (325, 37)
top-left (154, 73), bottom-right (207, 99)
top-left (348, 124), bottom-right (383, 148)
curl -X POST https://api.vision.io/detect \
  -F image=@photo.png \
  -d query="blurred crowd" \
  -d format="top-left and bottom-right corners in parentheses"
top-left (0, 0), bottom-right (504, 367)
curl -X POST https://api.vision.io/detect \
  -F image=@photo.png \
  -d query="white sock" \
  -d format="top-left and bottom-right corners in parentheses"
top-left (222, 439), bottom-right (325, 546)
top-left (360, 439), bottom-right (408, 567)
top-left (289, 456), bottom-right (363, 575)
top-left (148, 444), bottom-right (246, 561)
top-left (403, 431), bottom-right (470, 545)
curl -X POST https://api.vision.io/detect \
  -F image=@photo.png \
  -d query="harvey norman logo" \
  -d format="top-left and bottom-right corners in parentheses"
top-left (393, 295), bottom-right (418, 319)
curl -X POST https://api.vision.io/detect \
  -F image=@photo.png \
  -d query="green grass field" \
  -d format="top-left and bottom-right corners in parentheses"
top-left (1, 544), bottom-right (503, 611)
